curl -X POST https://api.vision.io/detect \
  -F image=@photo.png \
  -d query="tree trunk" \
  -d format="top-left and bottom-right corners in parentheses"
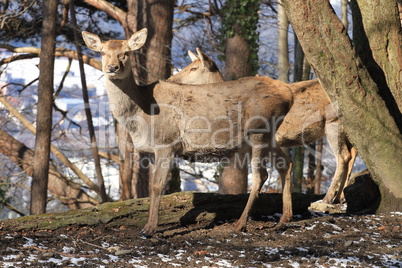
top-left (31, 0), bottom-right (58, 215)
top-left (282, 0), bottom-right (402, 211)
top-left (341, 0), bottom-right (349, 30)
top-left (290, 36), bottom-right (305, 193)
top-left (123, 0), bottom-right (176, 198)
top-left (278, 0), bottom-right (290, 83)
top-left (0, 129), bottom-right (99, 209)
top-left (354, 0), bottom-right (402, 112)
top-left (118, 125), bottom-right (134, 200)
top-left (219, 0), bottom-right (260, 195)
top-left (223, 31), bottom-right (254, 81)
top-left (314, 138), bottom-right (324, 195)
top-left (292, 147), bottom-right (304, 193)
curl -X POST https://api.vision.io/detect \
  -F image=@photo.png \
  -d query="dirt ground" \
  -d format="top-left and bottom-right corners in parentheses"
top-left (1, 206), bottom-right (401, 267)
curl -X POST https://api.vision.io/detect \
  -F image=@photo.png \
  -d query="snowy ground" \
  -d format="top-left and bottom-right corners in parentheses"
top-left (1, 210), bottom-right (401, 267)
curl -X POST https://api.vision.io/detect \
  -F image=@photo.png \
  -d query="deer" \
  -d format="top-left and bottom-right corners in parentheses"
top-left (82, 29), bottom-right (294, 237)
top-left (173, 48), bottom-right (357, 204)
top-left (278, 79), bottom-right (357, 203)
top-left (169, 48), bottom-right (224, 85)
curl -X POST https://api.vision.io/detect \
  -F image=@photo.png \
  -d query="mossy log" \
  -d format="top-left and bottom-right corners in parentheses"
top-left (0, 192), bottom-right (322, 232)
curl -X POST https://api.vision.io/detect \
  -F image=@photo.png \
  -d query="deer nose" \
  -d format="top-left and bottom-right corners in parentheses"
top-left (107, 64), bottom-right (119, 73)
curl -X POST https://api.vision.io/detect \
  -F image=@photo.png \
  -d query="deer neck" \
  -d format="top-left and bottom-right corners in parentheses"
top-left (104, 70), bottom-right (157, 118)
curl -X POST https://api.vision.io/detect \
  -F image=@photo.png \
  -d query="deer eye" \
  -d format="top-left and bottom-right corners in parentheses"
top-left (124, 52), bottom-right (130, 56)
top-left (190, 67), bottom-right (197, 72)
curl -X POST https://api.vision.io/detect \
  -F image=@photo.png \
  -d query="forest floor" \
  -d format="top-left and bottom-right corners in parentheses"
top-left (0, 199), bottom-right (401, 267)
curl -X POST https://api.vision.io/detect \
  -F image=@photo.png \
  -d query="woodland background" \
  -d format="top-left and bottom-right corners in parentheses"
top-left (0, 0), bottom-right (401, 219)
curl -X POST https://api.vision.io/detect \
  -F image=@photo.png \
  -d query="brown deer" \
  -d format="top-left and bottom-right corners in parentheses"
top-left (279, 79), bottom-right (357, 203)
top-left (169, 48), bottom-right (224, 85)
top-left (174, 49), bottom-right (357, 204)
top-left (82, 29), bottom-right (294, 237)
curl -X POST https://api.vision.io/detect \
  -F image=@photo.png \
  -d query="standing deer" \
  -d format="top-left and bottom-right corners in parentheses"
top-left (82, 29), bottom-right (294, 237)
top-left (173, 49), bottom-right (357, 204)
top-left (278, 79), bottom-right (357, 203)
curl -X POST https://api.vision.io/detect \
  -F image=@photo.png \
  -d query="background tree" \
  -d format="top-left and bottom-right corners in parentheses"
top-left (282, 0), bottom-right (402, 210)
top-left (30, 0), bottom-right (59, 215)
top-left (218, 0), bottom-right (260, 195)
top-left (277, 0), bottom-right (290, 83)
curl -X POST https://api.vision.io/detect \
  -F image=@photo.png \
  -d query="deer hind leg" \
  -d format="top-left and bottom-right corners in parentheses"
top-left (234, 138), bottom-right (268, 232)
top-left (271, 146), bottom-right (293, 223)
top-left (141, 148), bottom-right (174, 237)
top-left (323, 123), bottom-right (352, 204)
top-left (338, 140), bottom-right (357, 201)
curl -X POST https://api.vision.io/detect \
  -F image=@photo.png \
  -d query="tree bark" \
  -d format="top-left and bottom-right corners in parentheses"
top-left (0, 129), bottom-right (99, 209)
top-left (219, 1), bottom-right (260, 195)
top-left (282, 0), bottom-right (402, 210)
top-left (314, 138), bottom-right (324, 195)
top-left (341, 0), bottom-right (349, 30)
top-left (31, 0), bottom-right (58, 215)
top-left (125, 0), bottom-right (176, 198)
top-left (278, 0), bottom-right (290, 83)
top-left (223, 31), bottom-right (254, 81)
top-left (355, 0), bottom-right (402, 111)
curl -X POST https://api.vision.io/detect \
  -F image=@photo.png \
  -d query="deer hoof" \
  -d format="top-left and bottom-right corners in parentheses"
top-left (139, 229), bottom-right (154, 239)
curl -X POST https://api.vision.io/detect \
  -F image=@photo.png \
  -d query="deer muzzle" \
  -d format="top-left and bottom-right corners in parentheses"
top-left (107, 64), bottom-right (119, 73)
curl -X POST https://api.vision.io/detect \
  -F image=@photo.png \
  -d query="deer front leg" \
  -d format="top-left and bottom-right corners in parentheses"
top-left (234, 139), bottom-right (268, 232)
top-left (140, 148), bottom-right (174, 237)
top-left (271, 146), bottom-right (293, 223)
top-left (323, 123), bottom-right (352, 204)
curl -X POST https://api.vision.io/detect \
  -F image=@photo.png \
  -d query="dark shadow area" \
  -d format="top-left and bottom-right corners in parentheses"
top-left (179, 192), bottom-right (324, 228)
top-left (344, 171), bottom-right (381, 214)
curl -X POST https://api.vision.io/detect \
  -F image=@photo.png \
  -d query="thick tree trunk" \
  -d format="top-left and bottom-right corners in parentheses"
top-left (105, 0), bottom-right (176, 199)
top-left (219, 1), bottom-right (260, 195)
top-left (223, 31), bottom-right (254, 81)
top-left (31, 0), bottom-right (58, 215)
top-left (282, 0), bottom-right (402, 210)
top-left (0, 129), bottom-right (98, 209)
top-left (355, 0), bottom-right (402, 111)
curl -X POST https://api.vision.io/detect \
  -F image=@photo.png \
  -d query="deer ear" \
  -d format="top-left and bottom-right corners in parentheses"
top-left (196, 48), bottom-right (217, 71)
top-left (188, 50), bottom-right (198, 62)
top-left (128, 28), bottom-right (148, 51)
top-left (196, 48), bottom-right (205, 66)
top-left (82, 31), bottom-right (102, 52)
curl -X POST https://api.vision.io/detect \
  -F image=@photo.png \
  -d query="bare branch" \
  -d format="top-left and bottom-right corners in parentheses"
top-left (0, 95), bottom-right (107, 199)
top-left (0, 44), bottom-right (102, 70)
top-left (83, 0), bottom-right (126, 25)
top-left (0, 0), bottom-right (38, 29)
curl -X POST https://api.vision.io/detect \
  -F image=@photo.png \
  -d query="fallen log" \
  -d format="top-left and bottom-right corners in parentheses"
top-left (0, 191), bottom-right (322, 232)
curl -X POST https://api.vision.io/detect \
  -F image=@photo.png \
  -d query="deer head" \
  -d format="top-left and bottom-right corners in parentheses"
top-left (82, 29), bottom-right (148, 80)
top-left (168, 48), bottom-right (224, 85)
